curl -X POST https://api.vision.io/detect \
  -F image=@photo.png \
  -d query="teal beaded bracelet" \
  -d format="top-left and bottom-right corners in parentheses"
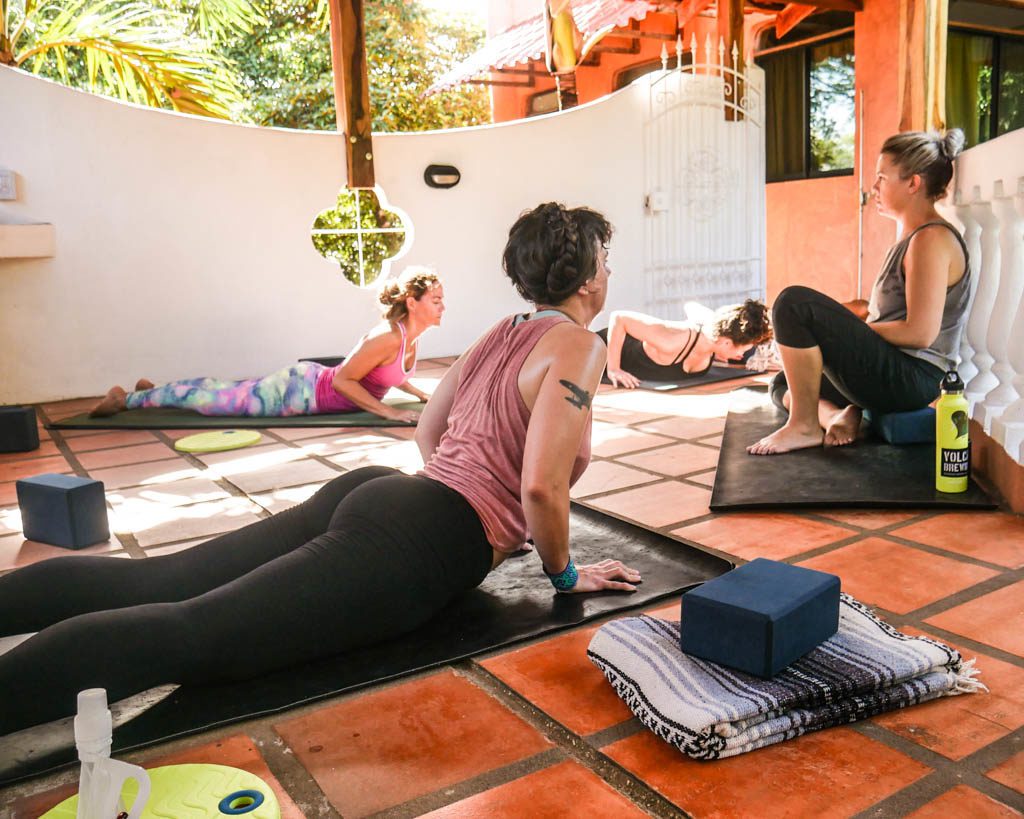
top-left (544, 558), bottom-right (578, 591)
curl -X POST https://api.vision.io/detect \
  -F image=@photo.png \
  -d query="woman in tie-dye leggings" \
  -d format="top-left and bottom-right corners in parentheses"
top-left (89, 268), bottom-right (446, 422)
top-left (122, 363), bottom-right (323, 417)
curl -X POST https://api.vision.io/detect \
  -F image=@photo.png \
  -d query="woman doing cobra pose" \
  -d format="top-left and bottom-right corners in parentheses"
top-left (90, 267), bottom-right (444, 424)
top-left (0, 202), bottom-right (638, 736)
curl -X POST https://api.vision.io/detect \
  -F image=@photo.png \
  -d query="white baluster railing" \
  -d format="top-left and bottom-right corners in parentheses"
top-left (939, 128), bottom-right (1024, 468)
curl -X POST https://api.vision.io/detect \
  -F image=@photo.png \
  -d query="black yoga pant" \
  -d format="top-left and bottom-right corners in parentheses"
top-left (770, 285), bottom-right (945, 414)
top-left (0, 467), bottom-right (493, 735)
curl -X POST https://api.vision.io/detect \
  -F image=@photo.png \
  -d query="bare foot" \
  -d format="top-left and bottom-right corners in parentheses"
top-left (89, 386), bottom-right (128, 417)
top-left (747, 423), bottom-right (823, 455)
top-left (824, 405), bottom-right (862, 447)
top-left (134, 378), bottom-right (155, 391)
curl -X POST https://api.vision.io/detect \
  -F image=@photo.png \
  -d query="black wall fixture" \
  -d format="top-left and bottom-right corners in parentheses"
top-left (423, 164), bottom-right (461, 189)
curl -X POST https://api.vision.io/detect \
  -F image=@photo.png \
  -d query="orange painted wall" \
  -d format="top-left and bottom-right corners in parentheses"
top-left (765, 176), bottom-right (859, 303)
top-left (855, 0), bottom-right (902, 299)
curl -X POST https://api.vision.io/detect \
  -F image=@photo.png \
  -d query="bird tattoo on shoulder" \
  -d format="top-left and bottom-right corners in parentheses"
top-left (559, 379), bottom-right (592, 410)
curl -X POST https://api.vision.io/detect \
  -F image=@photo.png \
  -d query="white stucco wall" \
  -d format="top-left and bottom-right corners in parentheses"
top-left (1, 66), bottom-right (650, 403)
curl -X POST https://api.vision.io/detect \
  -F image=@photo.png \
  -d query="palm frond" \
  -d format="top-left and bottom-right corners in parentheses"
top-left (189, 0), bottom-right (266, 40)
top-left (15, 0), bottom-right (242, 118)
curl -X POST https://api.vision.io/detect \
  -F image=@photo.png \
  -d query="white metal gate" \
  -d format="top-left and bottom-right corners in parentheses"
top-left (643, 37), bottom-right (765, 317)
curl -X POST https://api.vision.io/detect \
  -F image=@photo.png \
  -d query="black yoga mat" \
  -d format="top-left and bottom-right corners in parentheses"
top-left (46, 401), bottom-right (423, 430)
top-left (0, 504), bottom-right (730, 784)
top-left (710, 388), bottom-right (995, 511)
top-left (601, 365), bottom-right (756, 391)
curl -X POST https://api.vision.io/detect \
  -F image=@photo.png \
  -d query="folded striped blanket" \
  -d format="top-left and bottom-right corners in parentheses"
top-left (588, 595), bottom-right (984, 760)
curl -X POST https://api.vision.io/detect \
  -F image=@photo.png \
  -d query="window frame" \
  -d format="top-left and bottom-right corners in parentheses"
top-left (947, 24), bottom-right (1024, 144)
top-left (760, 32), bottom-right (856, 184)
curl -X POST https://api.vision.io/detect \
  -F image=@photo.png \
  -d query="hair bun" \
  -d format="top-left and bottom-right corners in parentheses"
top-left (378, 279), bottom-right (401, 307)
top-left (939, 128), bottom-right (965, 160)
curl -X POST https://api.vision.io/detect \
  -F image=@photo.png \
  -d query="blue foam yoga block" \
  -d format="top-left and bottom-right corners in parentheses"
top-left (679, 558), bottom-right (840, 678)
top-left (865, 407), bottom-right (935, 444)
top-left (16, 473), bottom-right (110, 549)
top-left (0, 406), bottom-right (39, 453)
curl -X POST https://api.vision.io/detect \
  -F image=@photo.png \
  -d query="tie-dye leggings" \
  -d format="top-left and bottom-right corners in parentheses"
top-left (124, 362), bottom-right (324, 417)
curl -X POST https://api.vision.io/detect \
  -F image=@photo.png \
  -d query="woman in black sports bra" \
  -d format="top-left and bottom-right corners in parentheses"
top-left (599, 300), bottom-right (772, 388)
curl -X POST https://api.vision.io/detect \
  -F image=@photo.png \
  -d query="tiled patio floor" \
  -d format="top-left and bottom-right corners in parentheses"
top-left (1, 362), bottom-right (1022, 818)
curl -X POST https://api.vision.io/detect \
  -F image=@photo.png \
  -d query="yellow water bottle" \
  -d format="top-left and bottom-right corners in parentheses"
top-left (935, 370), bottom-right (970, 493)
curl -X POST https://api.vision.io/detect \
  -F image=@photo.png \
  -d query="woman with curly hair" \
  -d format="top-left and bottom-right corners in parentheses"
top-left (600, 300), bottom-right (772, 388)
top-left (90, 266), bottom-right (444, 423)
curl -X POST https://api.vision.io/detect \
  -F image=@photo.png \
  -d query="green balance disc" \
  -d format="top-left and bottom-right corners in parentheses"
top-left (41, 763), bottom-right (281, 818)
top-left (174, 429), bottom-right (263, 453)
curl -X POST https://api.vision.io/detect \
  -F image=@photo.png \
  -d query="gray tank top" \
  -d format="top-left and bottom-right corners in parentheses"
top-left (866, 221), bottom-right (971, 372)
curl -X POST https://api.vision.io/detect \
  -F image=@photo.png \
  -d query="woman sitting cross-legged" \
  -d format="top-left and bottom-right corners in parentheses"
top-left (599, 300), bottom-right (772, 389)
top-left (90, 266), bottom-right (445, 424)
top-left (0, 201), bottom-right (640, 736)
top-left (748, 129), bottom-right (970, 455)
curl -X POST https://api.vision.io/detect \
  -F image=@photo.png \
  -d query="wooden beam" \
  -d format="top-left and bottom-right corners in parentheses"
top-left (776, 4), bottom-right (818, 39)
top-left (898, 0), bottom-right (946, 132)
top-left (677, 0), bottom-right (714, 29)
top-left (784, 0), bottom-right (863, 10)
top-left (327, 0), bottom-right (374, 189)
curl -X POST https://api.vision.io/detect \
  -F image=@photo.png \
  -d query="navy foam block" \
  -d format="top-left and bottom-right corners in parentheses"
top-left (16, 473), bottom-right (110, 549)
top-left (680, 558), bottom-right (840, 678)
top-left (865, 407), bottom-right (935, 444)
top-left (0, 406), bottom-right (40, 453)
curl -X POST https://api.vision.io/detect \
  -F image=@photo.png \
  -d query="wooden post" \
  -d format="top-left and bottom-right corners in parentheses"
top-left (327, 0), bottom-right (375, 189)
top-left (898, 0), bottom-right (948, 132)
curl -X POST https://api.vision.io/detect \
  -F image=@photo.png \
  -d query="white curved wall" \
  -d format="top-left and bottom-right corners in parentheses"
top-left (0, 66), bottom-right (648, 403)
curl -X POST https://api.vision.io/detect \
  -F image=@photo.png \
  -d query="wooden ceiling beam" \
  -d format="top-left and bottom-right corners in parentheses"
top-left (776, 3), bottom-right (818, 37)
top-left (676, 0), bottom-right (715, 29)
top-left (776, 0), bottom-right (863, 11)
top-left (327, 0), bottom-right (375, 189)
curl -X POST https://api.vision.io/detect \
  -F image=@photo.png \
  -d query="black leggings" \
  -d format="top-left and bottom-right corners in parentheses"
top-left (0, 467), bottom-right (493, 735)
top-left (770, 286), bottom-right (945, 414)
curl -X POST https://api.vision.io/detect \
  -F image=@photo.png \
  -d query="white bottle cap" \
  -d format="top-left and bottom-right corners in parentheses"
top-left (74, 688), bottom-right (112, 757)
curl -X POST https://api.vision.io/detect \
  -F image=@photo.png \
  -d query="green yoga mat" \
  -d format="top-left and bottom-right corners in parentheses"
top-left (46, 402), bottom-right (423, 430)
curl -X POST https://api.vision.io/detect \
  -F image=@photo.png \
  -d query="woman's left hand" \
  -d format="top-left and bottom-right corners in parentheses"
top-left (566, 559), bottom-right (641, 593)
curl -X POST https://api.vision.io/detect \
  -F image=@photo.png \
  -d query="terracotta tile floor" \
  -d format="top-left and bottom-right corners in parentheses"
top-left (2, 364), bottom-right (1022, 818)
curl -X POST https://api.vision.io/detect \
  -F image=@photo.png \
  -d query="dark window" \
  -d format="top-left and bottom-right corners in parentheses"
top-left (761, 34), bottom-right (855, 182)
top-left (614, 57), bottom-right (689, 90)
top-left (947, 28), bottom-right (1024, 147)
top-left (528, 89), bottom-right (560, 116)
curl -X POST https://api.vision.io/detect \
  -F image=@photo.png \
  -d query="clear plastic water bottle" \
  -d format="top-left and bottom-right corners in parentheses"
top-left (74, 689), bottom-right (150, 819)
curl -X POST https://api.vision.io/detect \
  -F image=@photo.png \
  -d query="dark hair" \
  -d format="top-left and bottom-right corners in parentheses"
top-left (881, 129), bottom-right (965, 199)
top-left (502, 202), bottom-right (613, 304)
top-left (711, 299), bottom-right (772, 345)
top-left (378, 266), bottom-right (441, 321)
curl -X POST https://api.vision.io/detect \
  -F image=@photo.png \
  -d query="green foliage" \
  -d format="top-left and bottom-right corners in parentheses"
top-left (3, 0), bottom-right (491, 130)
top-left (2, 0), bottom-right (244, 117)
top-left (809, 42), bottom-right (855, 173)
top-left (221, 0), bottom-right (491, 131)
top-left (312, 189), bottom-right (407, 285)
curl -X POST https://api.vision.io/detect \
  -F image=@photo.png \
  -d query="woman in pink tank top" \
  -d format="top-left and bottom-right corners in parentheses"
top-left (418, 202), bottom-right (642, 592)
top-left (90, 267), bottom-right (444, 423)
top-left (2, 204), bottom-right (640, 735)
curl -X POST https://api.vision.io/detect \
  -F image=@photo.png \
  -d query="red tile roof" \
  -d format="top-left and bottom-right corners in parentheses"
top-left (428, 0), bottom-right (656, 94)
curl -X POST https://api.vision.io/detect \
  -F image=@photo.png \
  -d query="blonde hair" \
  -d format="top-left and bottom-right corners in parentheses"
top-left (881, 129), bottom-right (965, 199)
top-left (378, 266), bottom-right (442, 322)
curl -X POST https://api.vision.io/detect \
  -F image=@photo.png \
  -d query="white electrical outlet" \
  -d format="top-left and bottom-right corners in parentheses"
top-left (0, 169), bottom-right (16, 200)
